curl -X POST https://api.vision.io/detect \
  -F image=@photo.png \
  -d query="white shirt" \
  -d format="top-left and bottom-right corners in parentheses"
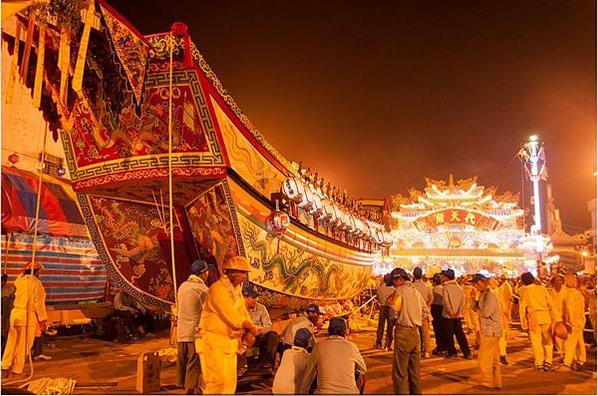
top-left (281, 315), bottom-right (314, 345)
top-left (248, 302), bottom-right (273, 334)
top-left (272, 346), bottom-right (311, 394)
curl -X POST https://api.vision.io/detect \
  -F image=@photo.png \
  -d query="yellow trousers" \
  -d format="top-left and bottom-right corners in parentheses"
top-left (554, 337), bottom-right (564, 356)
top-left (498, 332), bottom-right (507, 357)
top-left (1, 310), bottom-right (37, 374)
top-left (419, 316), bottom-right (431, 354)
top-left (564, 327), bottom-right (586, 366)
top-left (529, 323), bottom-right (553, 366)
top-left (197, 333), bottom-right (238, 394)
top-left (478, 335), bottom-right (501, 389)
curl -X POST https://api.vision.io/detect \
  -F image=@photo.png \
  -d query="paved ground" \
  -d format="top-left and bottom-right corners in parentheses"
top-left (2, 319), bottom-right (596, 394)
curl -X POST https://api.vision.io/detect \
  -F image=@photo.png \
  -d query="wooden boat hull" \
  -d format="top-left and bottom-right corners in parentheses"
top-left (4, 6), bottom-right (377, 309)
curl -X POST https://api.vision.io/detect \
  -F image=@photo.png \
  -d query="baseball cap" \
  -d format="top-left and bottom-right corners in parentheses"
top-left (190, 259), bottom-right (211, 275)
top-left (306, 304), bottom-right (324, 315)
top-left (471, 273), bottom-right (487, 283)
top-left (294, 328), bottom-right (312, 348)
top-left (242, 282), bottom-right (258, 298)
top-left (391, 268), bottom-right (408, 279)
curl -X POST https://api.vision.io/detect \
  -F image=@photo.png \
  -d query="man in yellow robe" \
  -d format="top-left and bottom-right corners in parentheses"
top-left (519, 272), bottom-right (555, 371)
top-left (1, 261), bottom-right (48, 375)
top-left (548, 275), bottom-right (567, 360)
top-left (559, 275), bottom-right (586, 372)
top-left (196, 256), bottom-right (258, 394)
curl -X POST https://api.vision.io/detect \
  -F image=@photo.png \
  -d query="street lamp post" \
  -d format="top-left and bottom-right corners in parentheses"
top-left (518, 134), bottom-right (549, 271)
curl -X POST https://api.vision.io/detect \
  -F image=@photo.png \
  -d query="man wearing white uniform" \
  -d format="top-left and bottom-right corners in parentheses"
top-left (1, 261), bottom-right (47, 375)
top-left (176, 259), bottom-right (212, 394)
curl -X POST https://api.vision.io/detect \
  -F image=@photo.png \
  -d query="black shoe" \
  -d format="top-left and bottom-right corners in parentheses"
top-left (500, 356), bottom-right (508, 365)
top-left (445, 353), bottom-right (457, 358)
top-left (464, 354), bottom-right (473, 360)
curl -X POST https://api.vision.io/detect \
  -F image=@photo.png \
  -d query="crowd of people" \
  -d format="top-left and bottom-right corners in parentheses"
top-left (176, 255), bottom-right (368, 394)
top-left (1, 256), bottom-right (596, 395)
top-left (375, 265), bottom-right (596, 393)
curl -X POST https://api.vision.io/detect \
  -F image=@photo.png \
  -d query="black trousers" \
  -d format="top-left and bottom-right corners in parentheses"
top-left (256, 331), bottom-right (280, 366)
top-left (444, 317), bottom-right (471, 357)
top-left (239, 331), bottom-right (280, 371)
top-left (376, 305), bottom-right (395, 348)
top-left (431, 304), bottom-right (447, 352)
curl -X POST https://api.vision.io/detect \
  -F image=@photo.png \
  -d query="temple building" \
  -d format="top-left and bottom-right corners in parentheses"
top-left (389, 175), bottom-right (536, 276)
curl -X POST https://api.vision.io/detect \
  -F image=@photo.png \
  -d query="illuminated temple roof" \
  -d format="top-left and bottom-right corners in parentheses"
top-left (388, 176), bottom-right (531, 273)
top-left (392, 175), bottom-right (523, 220)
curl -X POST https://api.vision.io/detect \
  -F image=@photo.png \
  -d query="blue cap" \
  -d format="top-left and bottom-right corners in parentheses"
top-left (391, 268), bottom-right (408, 279)
top-left (294, 328), bottom-right (312, 348)
top-left (191, 259), bottom-right (211, 275)
top-left (242, 282), bottom-right (258, 298)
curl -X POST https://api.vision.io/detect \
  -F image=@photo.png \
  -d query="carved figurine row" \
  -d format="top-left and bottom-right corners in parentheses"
top-left (281, 176), bottom-right (393, 249)
top-left (293, 161), bottom-right (382, 223)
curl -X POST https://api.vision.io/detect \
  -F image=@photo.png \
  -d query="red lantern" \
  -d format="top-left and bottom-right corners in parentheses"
top-left (8, 153), bottom-right (19, 165)
top-left (266, 210), bottom-right (290, 235)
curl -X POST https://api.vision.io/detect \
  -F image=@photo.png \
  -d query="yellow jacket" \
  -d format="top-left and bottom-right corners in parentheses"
top-left (548, 287), bottom-right (567, 322)
top-left (563, 288), bottom-right (585, 328)
top-left (519, 284), bottom-right (554, 328)
top-left (11, 274), bottom-right (47, 326)
top-left (197, 275), bottom-right (252, 352)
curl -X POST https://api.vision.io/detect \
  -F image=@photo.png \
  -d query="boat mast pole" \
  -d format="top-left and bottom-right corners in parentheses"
top-left (168, 33), bottom-right (178, 309)
top-left (31, 123), bottom-right (49, 264)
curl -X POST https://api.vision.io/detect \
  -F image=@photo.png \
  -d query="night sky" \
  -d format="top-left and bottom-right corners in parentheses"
top-left (113, 0), bottom-right (596, 233)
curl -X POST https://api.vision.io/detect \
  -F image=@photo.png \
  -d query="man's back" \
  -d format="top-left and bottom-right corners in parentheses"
top-left (13, 275), bottom-right (47, 322)
top-left (442, 281), bottom-right (464, 318)
top-left (304, 336), bottom-right (366, 394)
top-left (281, 316), bottom-right (313, 345)
top-left (413, 279), bottom-right (432, 306)
top-left (520, 284), bottom-right (553, 325)
top-left (177, 277), bottom-right (208, 342)
top-left (272, 346), bottom-right (311, 394)
top-left (563, 288), bottom-right (585, 328)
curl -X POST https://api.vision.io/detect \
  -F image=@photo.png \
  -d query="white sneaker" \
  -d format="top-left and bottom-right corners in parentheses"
top-left (35, 354), bottom-right (52, 361)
